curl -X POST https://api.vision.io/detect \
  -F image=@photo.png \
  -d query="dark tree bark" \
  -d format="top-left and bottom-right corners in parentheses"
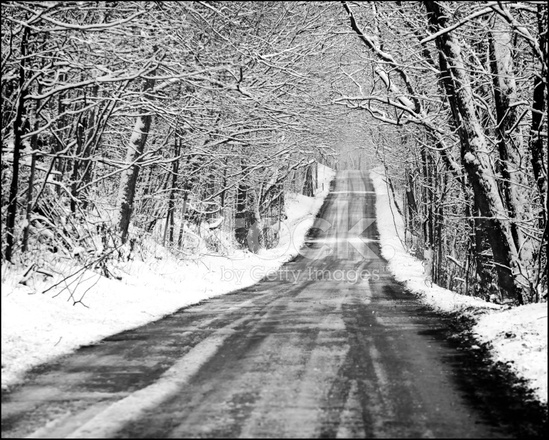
top-left (72, 84), bottom-right (100, 212)
top-left (116, 75), bottom-right (156, 244)
top-left (235, 181), bottom-right (249, 246)
top-left (470, 199), bottom-right (497, 297)
top-left (424, 0), bottom-right (528, 304)
top-left (22, 122), bottom-right (38, 253)
top-left (302, 164), bottom-right (315, 197)
top-left (70, 114), bottom-right (85, 213)
top-left (5, 26), bottom-right (30, 262)
top-left (405, 170), bottom-right (418, 222)
top-left (235, 161), bottom-right (250, 246)
top-left (163, 139), bottom-right (180, 246)
top-left (220, 162), bottom-right (228, 209)
top-left (529, 5), bottom-right (548, 221)
top-left (489, 16), bottom-right (524, 254)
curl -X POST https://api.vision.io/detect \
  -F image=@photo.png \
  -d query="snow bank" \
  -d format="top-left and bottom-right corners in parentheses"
top-left (474, 303), bottom-right (547, 404)
top-left (1, 165), bottom-right (336, 390)
top-left (369, 166), bottom-right (499, 313)
top-left (370, 165), bottom-right (547, 404)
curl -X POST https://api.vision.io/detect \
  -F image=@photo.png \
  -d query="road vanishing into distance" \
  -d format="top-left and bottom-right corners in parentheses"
top-left (2, 170), bottom-right (546, 438)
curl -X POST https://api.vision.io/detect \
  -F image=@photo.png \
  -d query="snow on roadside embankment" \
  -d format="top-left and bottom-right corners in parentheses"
top-left (370, 165), bottom-right (547, 405)
top-left (1, 165), bottom-right (335, 390)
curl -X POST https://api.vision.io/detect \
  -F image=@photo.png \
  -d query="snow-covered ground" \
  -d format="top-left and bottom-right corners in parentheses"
top-left (1, 164), bottom-right (335, 390)
top-left (2, 163), bottom-right (546, 408)
top-left (370, 165), bottom-right (547, 405)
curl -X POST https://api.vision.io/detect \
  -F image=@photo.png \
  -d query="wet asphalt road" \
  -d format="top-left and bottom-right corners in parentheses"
top-left (1, 170), bottom-right (546, 438)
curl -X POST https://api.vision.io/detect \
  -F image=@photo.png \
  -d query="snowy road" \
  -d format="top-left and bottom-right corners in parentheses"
top-left (1, 171), bottom-right (545, 438)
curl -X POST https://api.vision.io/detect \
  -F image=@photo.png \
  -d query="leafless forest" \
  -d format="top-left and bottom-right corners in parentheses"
top-left (1, 1), bottom-right (547, 305)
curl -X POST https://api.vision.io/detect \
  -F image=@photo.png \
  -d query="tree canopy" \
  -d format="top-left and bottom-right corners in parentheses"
top-left (1, 1), bottom-right (546, 304)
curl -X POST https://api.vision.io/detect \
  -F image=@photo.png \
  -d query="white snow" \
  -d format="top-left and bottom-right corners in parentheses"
top-left (2, 163), bottom-right (546, 408)
top-left (463, 151), bottom-right (477, 165)
top-left (370, 165), bottom-right (547, 405)
top-left (1, 165), bottom-right (335, 391)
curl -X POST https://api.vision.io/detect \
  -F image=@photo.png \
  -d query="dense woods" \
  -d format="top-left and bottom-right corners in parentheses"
top-left (1, 1), bottom-right (547, 305)
top-left (336, 1), bottom-right (547, 305)
top-left (1, 1), bottom-right (342, 265)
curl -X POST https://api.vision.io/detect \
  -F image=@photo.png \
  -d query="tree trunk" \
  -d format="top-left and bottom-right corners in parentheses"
top-left (70, 115), bottom-right (85, 213)
top-left (421, 149), bottom-right (434, 249)
top-left (405, 169), bottom-right (418, 222)
top-left (116, 75), bottom-right (156, 244)
top-left (177, 187), bottom-right (189, 249)
top-left (302, 164), bottom-right (314, 197)
top-left (424, 0), bottom-right (529, 304)
top-left (434, 170), bottom-right (446, 285)
top-left (249, 187), bottom-right (264, 253)
top-left (22, 125), bottom-right (38, 253)
top-left (220, 163), bottom-right (227, 208)
top-left (235, 179), bottom-right (249, 246)
top-left (5, 27), bottom-right (30, 262)
top-left (76, 84), bottom-right (99, 211)
top-left (53, 71), bottom-right (68, 197)
top-left (163, 139), bottom-right (180, 246)
top-left (529, 5), bottom-right (548, 222)
top-left (471, 200), bottom-right (496, 297)
top-left (489, 15), bottom-right (526, 257)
